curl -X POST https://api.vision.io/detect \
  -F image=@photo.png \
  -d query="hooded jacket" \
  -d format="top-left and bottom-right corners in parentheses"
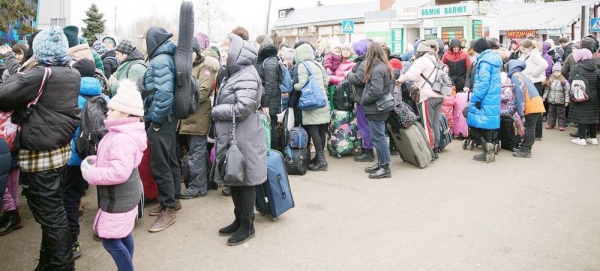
top-left (543, 74), bottom-right (570, 105)
top-left (519, 48), bottom-right (548, 83)
top-left (568, 59), bottom-right (600, 124)
top-left (506, 60), bottom-right (546, 117)
top-left (68, 43), bottom-right (94, 65)
top-left (359, 59), bottom-right (394, 121)
top-left (110, 49), bottom-right (147, 96)
top-left (562, 42), bottom-right (574, 60)
top-left (255, 44), bottom-right (282, 114)
top-left (397, 53), bottom-right (444, 103)
top-left (293, 44), bottom-right (330, 125)
top-left (442, 38), bottom-right (471, 91)
top-left (143, 28), bottom-right (176, 127)
top-left (179, 49), bottom-right (220, 136)
top-left (561, 38), bottom-right (600, 79)
top-left (541, 42), bottom-right (554, 78)
top-left (84, 117), bottom-right (146, 239)
top-left (101, 50), bottom-right (119, 79)
top-left (211, 33), bottom-right (267, 187)
top-left (466, 49), bottom-right (502, 130)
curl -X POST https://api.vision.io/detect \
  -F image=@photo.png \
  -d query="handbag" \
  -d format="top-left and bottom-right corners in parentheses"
top-left (218, 107), bottom-right (246, 185)
top-left (298, 61), bottom-right (328, 111)
top-left (14, 67), bottom-right (52, 149)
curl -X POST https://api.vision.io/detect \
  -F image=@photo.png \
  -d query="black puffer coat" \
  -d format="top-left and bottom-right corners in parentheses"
top-left (346, 55), bottom-right (366, 103)
top-left (358, 60), bottom-right (394, 121)
top-left (101, 50), bottom-right (119, 79)
top-left (569, 59), bottom-right (600, 124)
top-left (255, 44), bottom-right (281, 115)
top-left (0, 65), bottom-right (81, 150)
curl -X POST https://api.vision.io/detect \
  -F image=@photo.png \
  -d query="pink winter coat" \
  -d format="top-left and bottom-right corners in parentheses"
top-left (329, 58), bottom-right (356, 85)
top-left (324, 53), bottom-right (342, 74)
top-left (84, 117), bottom-right (147, 239)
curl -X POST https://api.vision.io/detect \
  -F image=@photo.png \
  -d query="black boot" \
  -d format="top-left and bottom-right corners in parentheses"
top-left (368, 163), bottom-right (391, 179)
top-left (354, 148), bottom-right (375, 162)
top-left (310, 156), bottom-right (318, 166)
top-left (218, 210), bottom-right (241, 236)
top-left (365, 163), bottom-right (380, 174)
top-left (309, 151), bottom-right (328, 171)
top-left (473, 151), bottom-right (486, 161)
top-left (227, 214), bottom-right (255, 246)
top-left (34, 247), bottom-right (51, 271)
top-left (0, 210), bottom-right (23, 236)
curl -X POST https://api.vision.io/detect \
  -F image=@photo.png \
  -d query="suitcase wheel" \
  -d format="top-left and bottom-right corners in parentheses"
top-left (469, 141), bottom-right (475, 150)
top-left (336, 154), bottom-right (342, 159)
top-left (462, 140), bottom-right (468, 150)
top-left (494, 143), bottom-right (500, 154)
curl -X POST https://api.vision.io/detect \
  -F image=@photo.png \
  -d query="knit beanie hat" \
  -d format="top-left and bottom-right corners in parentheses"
top-left (72, 58), bottom-right (96, 78)
top-left (552, 62), bottom-right (562, 72)
top-left (389, 58), bottom-right (403, 70)
top-left (195, 32), bottom-right (210, 50)
top-left (416, 41), bottom-right (433, 53)
top-left (341, 42), bottom-right (353, 51)
top-left (63, 26), bottom-right (79, 48)
top-left (580, 37), bottom-right (597, 53)
top-left (353, 39), bottom-right (370, 57)
top-left (115, 40), bottom-right (135, 55)
top-left (102, 36), bottom-right (117, 48)
top-left (472, 38), bottom-right (491, 54)
top-left (92, 40), bottom-right (108, 55)
top-left (574, 48), bottom-right (593, 62)
top-left (33, 26), bottom-right (69, 59)
top-left (108, 80), bottom-right (145, 117)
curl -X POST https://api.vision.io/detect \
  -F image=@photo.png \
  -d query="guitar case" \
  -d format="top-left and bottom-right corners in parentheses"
top-left (173, 1), bottom-right (198, 119)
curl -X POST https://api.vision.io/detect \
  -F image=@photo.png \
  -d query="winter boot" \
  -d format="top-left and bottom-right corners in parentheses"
top-left (484, 141), bottom-right (495, 163)
top-left (309, 151), bottom-right (328, 171)
top-left (34, 247), bottom-right (51, 271)
top-left (354, 148), bottom-right (375, 162)
top-left (368, 163), bottom-right (391, 179)
top-left (227, 214), bottom-right (255, 246)
top-left (365, 163), bottom-right (380, 174)
top-left (472, 151), bottom-right (486, 162)
top-left (219, 210), bottom-right (241, 236)
top-left (433, 147), bottom-right (440, 161)
top-left (0, 210), bottom-right (23, 236)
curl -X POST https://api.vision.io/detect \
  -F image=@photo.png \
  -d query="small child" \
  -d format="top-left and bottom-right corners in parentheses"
top-left (324, 41), bottom-right (342, 75)
top-left (543, 62), bottom-right (570, 131)
top-left (80, 80), bottom-right (147, 271)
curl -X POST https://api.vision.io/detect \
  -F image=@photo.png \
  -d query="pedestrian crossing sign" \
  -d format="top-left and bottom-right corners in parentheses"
top-left (592, 18), bottom-right (600, 32)
top-left (342, 20), bottom-right (354, 34)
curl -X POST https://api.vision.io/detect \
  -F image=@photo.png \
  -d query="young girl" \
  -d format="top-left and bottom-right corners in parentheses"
top-left (80, 80), bottom-right (146, 271)
top-left (543, 62), bottom-right (570, 131)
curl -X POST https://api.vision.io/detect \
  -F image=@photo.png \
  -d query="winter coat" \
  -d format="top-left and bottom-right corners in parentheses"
top-left (68, 77), bottom-right (110, 166)
top-left (561, 53), bottom-right (600, 79)
top-left (101, 50), bottom-right (119, 79)
top-left (211, 33), bottom-right (267, 187)
top-left (543, 75), bottom-right (570, 105)
top-left (568, 60), bottom-right (600, 124)
top-left (359, 60), bottom-right (394, 121)
top-left (324, 53), bottom-right (342, 73)
top-left (0, 65), bottom-right (81, 151)
top-left (179, 49), bottom-right (220, 136)
top-left (329, 58), bottom-right (356, 85)
top-left (506, 60), bottom-right (546, 117)
top-left (293, 44), bottom-right (330, 125)
top-left (143, 40), bottom-right (176, 127)
top-left (541, 43), bottom-right (554, 78)
top-left (0, 139), bottom-right (10, 207)
top-left (441, 95), bottom-right (455, 130)
top-left (563, 43), bottom-right (573, 61)
top-left (464, 59), bottom-right (477, 91)
top-left (346, 55), bottom-right (367, 102)
top-left (84, 117), bottom-right (146, 239)
top-left (467, 49), bottom-right (502, 130)
top-left (518, 49), bottom-right (548, 83)
top-left (442, 39), bottom-right (471, 91)
top-left (509, 39), bottom-right (521, 60)
top-left (91, 50), bottom-right (105, 71)
top-left (397, 53), bottom-right (444, 103)
top-left (255, 45), bottom-right (282, 115)
top-left (1, 52), bottom-right (20, 84)
top-left (68, 44), bottom-right (94, 65)
top-left (110, 50), bottom-right (147, 96)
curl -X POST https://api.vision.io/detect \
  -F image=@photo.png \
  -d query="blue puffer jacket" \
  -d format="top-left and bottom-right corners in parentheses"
top-left (68, 77), bottom-right (109, 166)
top-left (467, 49), bottom-right (502, 130)
top-left (143, 41), bottom-right (176, 127)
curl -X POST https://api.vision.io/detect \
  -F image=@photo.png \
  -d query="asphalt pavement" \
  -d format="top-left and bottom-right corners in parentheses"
top-left (1, 126), bottom-right (600, 270)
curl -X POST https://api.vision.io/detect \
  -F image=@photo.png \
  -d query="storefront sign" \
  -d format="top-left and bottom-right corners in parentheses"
top-left (365, 10), bottom-right (397, 21)
top-left (397, 5), bottom-right (418, 20)
top-left (391, 29), bottom-right (404, 54)
top-left (434, 19), bottom-right (469, 27)
top-left (479, 1), bottom-right (491, 14)
top-left (473, 20), bottom-right (483, 39)
top-left (506, 30), bottom-right (537, 39)
top-left (418, 4), bottom-right (472, 19)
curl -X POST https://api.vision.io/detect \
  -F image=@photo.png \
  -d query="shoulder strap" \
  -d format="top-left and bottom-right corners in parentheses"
top-left (126, 62), bottom-right (147, 78)
top-left (28, 67), bottom-right (52, 108)
top-left (420, 57), bottom-right (437, 88)
top-left (302, 61), bottom-right (313, 76)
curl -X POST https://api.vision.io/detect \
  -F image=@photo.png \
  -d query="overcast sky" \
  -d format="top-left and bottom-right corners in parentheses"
top-left (70, 0), bottom-right (373, 40)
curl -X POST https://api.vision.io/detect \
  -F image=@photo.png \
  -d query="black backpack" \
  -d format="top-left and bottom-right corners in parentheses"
top-left (333, 80), bottom-right (355, 111)
top-left (75, 95), bottom-right (109, 158)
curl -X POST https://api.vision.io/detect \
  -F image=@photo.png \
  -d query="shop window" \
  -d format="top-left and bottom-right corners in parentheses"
top-left (442, 27), bottom-right (463, 42)
top-left (424, 28), bottom-right (438, 40)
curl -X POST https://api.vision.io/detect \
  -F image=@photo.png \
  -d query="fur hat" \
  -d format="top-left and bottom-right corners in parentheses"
top-left (195, 32), bottom-right (210, 50)
top-left (108, 80), bottom-right (144, 117)
top-left (115, 40), bottom-right (135, 55)
top-left (416, 41), bottom-right (433, 53)
top-left (62, 26), bottom-right (79, 48)
top-left (574, 48), bottom-right (593, 62)
top-left (552, 62), bottom-right (562, 72)
top-left (33, 26), bottom-right (69, 59)
top-left (72, 58), bottom-right (96, 78)
top-left (472, 38), bottom-right (491, 54)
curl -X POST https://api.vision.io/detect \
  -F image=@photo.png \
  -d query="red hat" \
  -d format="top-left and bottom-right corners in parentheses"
top-left (389, 58), bottom-right (403, 70)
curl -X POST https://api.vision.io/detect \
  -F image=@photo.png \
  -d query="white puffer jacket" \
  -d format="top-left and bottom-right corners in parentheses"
top-left (519, 50), bottom-right (548, 83)
top-left (398, 53), bottom-right (444, 103)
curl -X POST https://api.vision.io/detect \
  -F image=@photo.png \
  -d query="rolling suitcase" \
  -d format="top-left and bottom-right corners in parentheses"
top-left (438, 114), bottom-right (452, 151)
top-left (327, 110), bottom-right (362, 158)
top-left (256, 150), bottom-right (294, 221)
top-left (388, 122), bottom-right (433, 169)
top-left (453, 91), bottom-right (470, 138)
top-left (139, 139), bottom-right (158, 200)
top-left (498, 114), bottom-right (522, 151)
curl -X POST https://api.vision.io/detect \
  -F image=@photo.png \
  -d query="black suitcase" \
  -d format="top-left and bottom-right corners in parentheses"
top-left (498, 115), bottom-right (522, 151)
top-left (283, 146), bottom-right (310, 175)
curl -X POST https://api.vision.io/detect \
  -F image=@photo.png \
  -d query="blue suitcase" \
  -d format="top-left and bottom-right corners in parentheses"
top-left (256, 150), bottom-right (294, 221)
top-left (439, 114), bottom-right (452, 152)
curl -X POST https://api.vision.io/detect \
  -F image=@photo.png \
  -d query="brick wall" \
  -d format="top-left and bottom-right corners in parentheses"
top-left (380, 0), bottom-right (395, 11)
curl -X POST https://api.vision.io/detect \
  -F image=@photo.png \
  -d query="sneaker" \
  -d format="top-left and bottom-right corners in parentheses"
top-left (148, 208), bottom-right (177, 233)
top-left (222, 186), bottom-right (231, 196)
top-left (512, 150), bottom-right (531, 158)
top-left (572, 138), bottom-right (587, 146)
top-left (180, 191), bottom-right (207, 199)
top-left (149, 205), bottom-right (165, 216)
top-left (545, 125), bottom-right (554, 129)
top-left (586, 138), bottom-right (599, 145)
top-left (559, 126), bottom-right (565, 131)
top-left (71, 242), bottom-right (82, 260)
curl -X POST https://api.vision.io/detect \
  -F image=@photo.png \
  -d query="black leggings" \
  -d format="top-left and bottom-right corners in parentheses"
top-left (306, 124), bottom-right (328, 153)
top-left (578, 124), bottom-right (598, 139)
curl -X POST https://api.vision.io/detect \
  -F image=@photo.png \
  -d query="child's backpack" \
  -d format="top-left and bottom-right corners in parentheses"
top-left (570, 67), bottom-right (590, 102)
top-left (173, 1), bottom-right (200, 119)
top-left (76, 95), bottom-right (109, 158)
top-left (421, 58), bottom-right (453, 96)
top-left (500, 72), bottom-right (516, 115)
top-left (262, 57), bottom-right (293, 93)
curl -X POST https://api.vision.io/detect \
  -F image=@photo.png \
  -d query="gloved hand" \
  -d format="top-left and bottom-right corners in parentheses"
top-left (80, 157), bottom-right (95, 180)
top-left (475, 101), bottom-right (481, 110)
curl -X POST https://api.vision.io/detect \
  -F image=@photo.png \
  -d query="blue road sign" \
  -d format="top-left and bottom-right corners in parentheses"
top-left (342, 20), bottom-right (354, 34)
top-left (592, 18), bottom-right (600, 32)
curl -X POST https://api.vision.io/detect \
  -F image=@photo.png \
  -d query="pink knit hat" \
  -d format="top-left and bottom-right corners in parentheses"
top-left (108, 80), bottom-right (144, 117)
top-left (574, 48), bottom-right (593, 62)
top-left (195, 32), bottom-right (210, 50)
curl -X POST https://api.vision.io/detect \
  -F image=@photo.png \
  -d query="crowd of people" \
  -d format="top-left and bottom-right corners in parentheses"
top-left (0, 22), bottom-right (599, 270)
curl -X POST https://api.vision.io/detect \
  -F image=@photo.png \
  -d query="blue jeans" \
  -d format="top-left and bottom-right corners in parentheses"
top-left (102, 233), bottom-right (134, 271)
top-left (368, 120), bottom-right (391, 165)
top-left (185, 135), bottom-right (208, 195)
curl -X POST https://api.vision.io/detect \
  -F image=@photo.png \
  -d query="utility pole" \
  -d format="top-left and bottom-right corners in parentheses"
top-left (265, 0), bottom-right (272, 34)
top-left (114, 6), bottom-right (117, 35)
